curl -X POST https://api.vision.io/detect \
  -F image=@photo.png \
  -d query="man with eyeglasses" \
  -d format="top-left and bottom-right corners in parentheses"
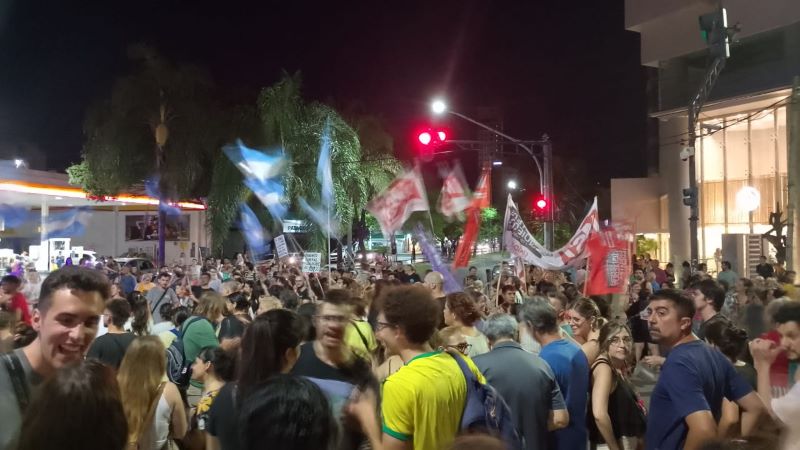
top-left (290, 289), bottom-right (378, 450)
top-left (372, 285), bottom-right (486, 450)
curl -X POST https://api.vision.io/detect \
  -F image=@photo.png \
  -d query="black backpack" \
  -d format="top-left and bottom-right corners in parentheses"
top-left (166, 316), bottom-right (206, 389)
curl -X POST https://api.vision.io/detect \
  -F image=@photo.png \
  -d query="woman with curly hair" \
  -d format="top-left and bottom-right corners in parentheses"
top-left (443, 292), bottom-right (489, 357)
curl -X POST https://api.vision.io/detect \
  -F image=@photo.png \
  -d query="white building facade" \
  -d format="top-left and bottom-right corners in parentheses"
top-left (615, 0), bottom-right (800, 272)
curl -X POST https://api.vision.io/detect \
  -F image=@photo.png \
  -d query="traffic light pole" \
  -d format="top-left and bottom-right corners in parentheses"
top-left (686, 55), bottom-right (726, 267)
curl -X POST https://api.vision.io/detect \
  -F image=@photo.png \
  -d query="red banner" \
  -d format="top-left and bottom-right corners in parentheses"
top-left (585, 227), bottom-right (632, 295)
top-left (453, 207), bottom-right (480, 268)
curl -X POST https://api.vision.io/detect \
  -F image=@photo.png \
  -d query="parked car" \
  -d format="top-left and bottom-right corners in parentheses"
top-left (114, 257), bottom-right (156, 274)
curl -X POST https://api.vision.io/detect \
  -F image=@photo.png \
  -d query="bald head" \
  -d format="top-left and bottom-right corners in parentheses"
top-left (424, 271), bottom-right (444, 292)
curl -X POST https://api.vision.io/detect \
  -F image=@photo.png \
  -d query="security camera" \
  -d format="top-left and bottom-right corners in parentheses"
top-left (680, 146), bottom-right (695, 161)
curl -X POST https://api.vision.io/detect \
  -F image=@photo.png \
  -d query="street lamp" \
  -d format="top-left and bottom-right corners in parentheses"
top-left (431, 99), bottom-right (447, 115)
top-left (507, 180), bottom-right (518, 190)
top-left (13, 159), bottom-right (25, 169)
top-left (430, 98), bottom-right (556, 249)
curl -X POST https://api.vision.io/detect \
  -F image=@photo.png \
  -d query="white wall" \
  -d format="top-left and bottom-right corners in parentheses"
top-left (71, 209), bottom-right (207, 263)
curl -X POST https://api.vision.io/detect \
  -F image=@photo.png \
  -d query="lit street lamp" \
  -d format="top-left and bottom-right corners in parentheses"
top-left (507, 180), bottom-right (518, 190)
top-left (431, 98), bottom-right (556, 249)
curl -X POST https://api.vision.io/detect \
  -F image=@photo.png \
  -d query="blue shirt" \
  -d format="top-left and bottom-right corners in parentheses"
top-left (539, 339), bottom-right (590, 450)
top-left (120, 274), bottom-right (137, 296)
top-left (646, 340), bottom-right (753, 450)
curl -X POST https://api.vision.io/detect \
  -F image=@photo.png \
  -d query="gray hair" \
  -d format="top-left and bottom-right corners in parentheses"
top-left (517, 296), bottom-right (559, 334)
top-left (483, 313), bottom-right (518, 342)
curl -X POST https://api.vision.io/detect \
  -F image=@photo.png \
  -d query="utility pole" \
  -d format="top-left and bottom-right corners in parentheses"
top-left (787, 76), bottom-right (800, 270)
top-left (542, 135), bottom-right (555, 250)
top-left (685, 5), bottom-right (736, 266)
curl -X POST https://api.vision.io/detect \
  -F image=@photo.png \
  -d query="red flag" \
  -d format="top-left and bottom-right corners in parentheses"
top-left (585, 227), bottom-right (632, 295)
top-left (472, 165), bottom-right (491, 209)
top-left (366, 168), bottom-right (429, 239)
top-left (453, 207), bottom-right (480, 268)
top-left (438, 165), bottom-right (471, 218)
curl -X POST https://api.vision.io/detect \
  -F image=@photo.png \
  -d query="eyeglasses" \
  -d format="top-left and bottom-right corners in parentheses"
top-left (375, 321), bottom-right (396, 331)
top-left (609, 336), bottom-right (633, 346)
top-left (447, 343), bottom-right (472, 354)
top-left (315, 315), bottom-right (349, 324)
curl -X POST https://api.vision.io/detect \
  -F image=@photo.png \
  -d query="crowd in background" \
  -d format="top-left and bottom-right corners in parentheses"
top-left (0, 250), bottom-right (798, 450)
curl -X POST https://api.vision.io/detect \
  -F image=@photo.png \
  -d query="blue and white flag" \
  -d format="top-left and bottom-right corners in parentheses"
top-left (43, 208), bottom-right (92, 240)
top-left (244, 178), bottom-right (287, 220)
top-left (317, 118), bottom-right (334, 208)
top-left (144, 176), bottom-right (182, 216)
top-left (240, 203), bottom-right (268, 257)
top-left (298, 197), bottom-right (340, 240)
top-left (224, 139), bottom-right (285, 183)
top-left (412, 222), bottom-right (461, 294)
top-left (0, 204), bottom-right (33, 229)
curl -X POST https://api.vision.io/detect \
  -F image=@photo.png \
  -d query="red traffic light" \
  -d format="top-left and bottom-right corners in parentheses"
top-left (533, 196), bottom-right (549, 211)
top-left (418, 131), bottom-right (432, 145)
top-left (417, 128), bottom-right (447, 146)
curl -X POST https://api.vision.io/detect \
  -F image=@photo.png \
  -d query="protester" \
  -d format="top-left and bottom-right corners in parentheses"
top-left (568, 297), bottom-right (605, 365)
top-left (135, 273), bottom-right (156, 294)
top-left (240, 374), bottom-right (339, 450)
top-left (291, 289), bottom-right (378, 450)
top-left (473, 313), bottom-right (568, 450)
top-left (147, 272), bottom-right (179, 324)
top-left (443, 292), bottom-right (490, 357)
top-left (750, 301), bottom-right (800, 450)
top-left (16, 359), bottom-right (127, 450)
top-left (119, 266), bottom-right (137, 297)
top-left (206, 309), bottom-right (305, 450)
top-left (118, 336), bottom-right (187, 449)
top-left (128, 291), bottom-right (152, 336)
top-left (645, 289), bottom-right (766, 450)
top-left (343, 295), bottom-right (378, 360)
top-left (190, 346), bottom-right (236, 446)
top-left (374, 285), bottom-right (486, 450)
top-left (0, 275), bottom-right (32, 325)
top-left (717, 262), bottom-right (739, 291)
top-left (690, 279), bottom-right (728, 340)
top-left (87, 298), bottom-right (136, 369)
top-left (0, 266), bottom-right (109, 450)
top-left (157, 306), bottom-right (190, 349)
top-left (704, 319), bottom-right (759, 438)
top-left (589, 321), bottom-right (646, 450)
top-left (518, 296), bottom-right (589, 450)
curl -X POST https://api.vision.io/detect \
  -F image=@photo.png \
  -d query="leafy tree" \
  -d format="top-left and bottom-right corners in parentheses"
top-left (479, 207), bottom-right (502, 252)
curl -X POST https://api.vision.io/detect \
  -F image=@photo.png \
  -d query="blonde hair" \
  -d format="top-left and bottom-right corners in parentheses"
top-left (117, 336), bottom-right (166, 444)
top-left (196, 291), bottom-right (228, 320)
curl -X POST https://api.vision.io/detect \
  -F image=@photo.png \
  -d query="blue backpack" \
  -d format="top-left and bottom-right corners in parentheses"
top-left (446, 350), bottom-right (523, 450)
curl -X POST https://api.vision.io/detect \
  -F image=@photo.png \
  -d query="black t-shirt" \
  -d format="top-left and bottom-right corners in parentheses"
top-left (86, 332), bottom-right (136, 369)
top-left (191, 286), bottom-right (215, 299)
top-left (207, 382), bottom-right (241, 450)
top-left (290, 342), bottom-right (377, 450)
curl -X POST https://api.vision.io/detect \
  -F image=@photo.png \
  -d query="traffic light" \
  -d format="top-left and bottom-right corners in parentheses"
top-left (415, 128), bottom-right (448, 161)
top-left (682, 187), bottom-right (698, 207)
top-left (699, 7), bottom-right (731, 59)
top-left (533, 195), bottom-right (549, 216)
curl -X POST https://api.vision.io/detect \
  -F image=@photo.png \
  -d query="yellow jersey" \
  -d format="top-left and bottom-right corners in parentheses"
top-left (344, 319), bottom-right (378, 359)
top-left (381, 351), bottom-right (486, 450)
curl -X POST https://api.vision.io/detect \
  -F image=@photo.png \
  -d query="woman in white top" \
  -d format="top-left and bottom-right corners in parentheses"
top-left (443, 292), bottom-right (490, 358)
top-left (118, 336), bottom-right (187, 450)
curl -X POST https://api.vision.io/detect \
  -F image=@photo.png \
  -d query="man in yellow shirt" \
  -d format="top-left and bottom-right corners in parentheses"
top-left (373, 285), bottom-right (485, 450)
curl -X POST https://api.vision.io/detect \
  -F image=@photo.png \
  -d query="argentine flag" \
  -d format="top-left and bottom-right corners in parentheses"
top-left (43, 208), bottom-right (92, 240)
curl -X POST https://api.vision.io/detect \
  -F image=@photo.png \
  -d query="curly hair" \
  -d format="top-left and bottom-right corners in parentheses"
top-left (381, 285), bottom-right (440, 345)
top-left (445, 292), bottom-right (482, 326)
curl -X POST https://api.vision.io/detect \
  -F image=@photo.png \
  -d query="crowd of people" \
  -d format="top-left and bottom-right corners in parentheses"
top-left (0, 251), bottom-right (798, 450)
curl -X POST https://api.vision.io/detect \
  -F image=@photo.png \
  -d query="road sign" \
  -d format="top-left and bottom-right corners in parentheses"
top-left (302, 252), bottom-right (321, 273)
top-left (274, 235), bottom-right (288, 258)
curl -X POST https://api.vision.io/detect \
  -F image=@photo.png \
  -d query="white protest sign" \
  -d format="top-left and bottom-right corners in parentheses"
top-left (302, 252), bottom-right (322, 273)
top-left (274, 235), bottom-right (288, 258)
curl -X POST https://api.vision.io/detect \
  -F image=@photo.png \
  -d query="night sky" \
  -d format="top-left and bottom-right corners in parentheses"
top-left (0, 0), bottom-right (648, 194)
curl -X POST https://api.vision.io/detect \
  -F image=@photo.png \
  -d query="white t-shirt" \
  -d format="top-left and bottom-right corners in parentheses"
top-left (773, 382), bottom-right (800, 450)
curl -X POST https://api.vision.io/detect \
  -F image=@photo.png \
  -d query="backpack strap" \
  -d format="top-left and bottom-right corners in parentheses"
top-left (150, 289), bottom-right (170, 315)
top-left (1, 352), bottom-right (31, 412)
top-left (350, 320), bottom-right (371, 353)
top-left (445, 349), bottom-right (478, 385)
